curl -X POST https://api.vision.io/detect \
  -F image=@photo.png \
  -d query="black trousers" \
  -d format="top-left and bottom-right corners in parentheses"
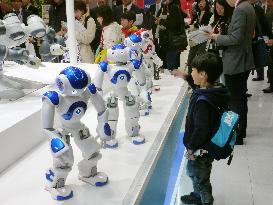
top-left (268, 48), bottom-right (273, 87)
top-left (225, 70), bottom-right (251, 140)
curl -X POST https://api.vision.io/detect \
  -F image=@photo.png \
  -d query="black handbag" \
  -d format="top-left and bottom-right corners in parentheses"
top-left (252, 38), bottom-right (272, 67)
top-left (168, 31), bottom-right (188, 50)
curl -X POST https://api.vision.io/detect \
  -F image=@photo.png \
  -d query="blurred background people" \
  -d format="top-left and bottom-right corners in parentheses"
top-left (157, 0), bottom-right (187, 72)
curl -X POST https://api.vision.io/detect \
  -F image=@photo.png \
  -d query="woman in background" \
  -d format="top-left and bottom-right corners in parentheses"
top-left (74, 0), bottom-right (96, 63)
top-left (95, 5), bottom-right (123, 63)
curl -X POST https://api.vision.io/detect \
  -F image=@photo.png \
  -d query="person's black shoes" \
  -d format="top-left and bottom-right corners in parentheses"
top-left (263, 87), bottom-right (273, 93)
top-left (246, 93), bottom-right (252, 97)
top-left (235, 138), bottom-right (244, 145)
top-left (181, 192), bottom-right (202, 204)
top-left (252, 77), bottom-right (264, 81)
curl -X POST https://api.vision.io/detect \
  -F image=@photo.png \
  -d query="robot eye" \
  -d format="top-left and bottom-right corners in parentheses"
top-left (56, 78), bottom-right (64, 92)
top-left (132, 43), bottom-right (135, 46)
top-left (112, 51), bottom-right (115, 55)
top-left (72, 90), bottom-right (77, 94)
top-left (120, 51), bottom-right (124, 54)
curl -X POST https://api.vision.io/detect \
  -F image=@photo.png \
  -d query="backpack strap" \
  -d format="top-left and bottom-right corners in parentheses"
top-left (84, 15), bottom-right (90, 29)
top-left (196, 95), bottom-right (221, 114)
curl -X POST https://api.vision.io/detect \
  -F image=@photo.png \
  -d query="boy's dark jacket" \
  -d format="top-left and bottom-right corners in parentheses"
top-left (183, 84), bottom-right (230, 152)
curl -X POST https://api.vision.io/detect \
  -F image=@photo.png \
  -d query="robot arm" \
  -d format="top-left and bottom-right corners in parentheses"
top-left (85, 83), bottom-right (112, 142)
top-left (131, 55), bottom-right (146, 86)
top-left (42, 91), bottom-right (70, 157)
top-left (26, 15), bottom-right (66, 62)
top-left (94, 61), bottom-right (108, 94)
top-left (0, 44), bottom-right (41, 68)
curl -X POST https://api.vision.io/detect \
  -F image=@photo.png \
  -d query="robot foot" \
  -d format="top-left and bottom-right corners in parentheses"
top-left (105, 139), bottom-right (118, 148)
top-left (140, 109), bottom-right (150, 116)
top-left (45, 185), bottom-right (73, 201)
top-left (79, 172), bottom-right (108, 187)
top-left (131, 136), bottom-right (145, 145)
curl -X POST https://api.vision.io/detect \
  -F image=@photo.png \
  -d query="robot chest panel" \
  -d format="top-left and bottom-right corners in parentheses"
top-left (57, 97), bottom-right (88, 121)
top-left (109, 65), bottom-right (132, 86)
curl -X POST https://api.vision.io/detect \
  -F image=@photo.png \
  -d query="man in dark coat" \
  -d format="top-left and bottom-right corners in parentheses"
top-left (21, 0), bottom-right (39, 25)
top-left (210, 0), bottom-right (256, 145)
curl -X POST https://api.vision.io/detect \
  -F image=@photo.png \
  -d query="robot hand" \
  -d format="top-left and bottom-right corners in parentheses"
top-left (25, 55), bottom-right (41, 68)
top-left (153, 54), bottom-right (163, 68)
top-left (97, 110), bottom-right (112, 143)
top-left (50, 44), bottom-right (65, 56)
top-left (43, 129), bottom-right (70, 158)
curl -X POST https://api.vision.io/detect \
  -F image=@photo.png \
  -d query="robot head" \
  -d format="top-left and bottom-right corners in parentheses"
top-left (27, 15), bottom-right (47, 38)
top-left (124, 34), bottom-right (142, 51)
top-left (107, 44), bottom-right (130, 63)
top-left (55, 66), bottom-right (91, 96)
top-left (135, 29), bottom-right (155, 55)
top-left (0, 13), bottom-right (27, 48)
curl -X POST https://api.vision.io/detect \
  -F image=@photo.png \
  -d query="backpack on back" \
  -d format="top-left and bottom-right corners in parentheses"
top-left (197, 95), bottom-right (239, 165)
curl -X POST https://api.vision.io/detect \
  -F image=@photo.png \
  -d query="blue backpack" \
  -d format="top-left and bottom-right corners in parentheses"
top-left (197, 95), bottom-right (239, 164)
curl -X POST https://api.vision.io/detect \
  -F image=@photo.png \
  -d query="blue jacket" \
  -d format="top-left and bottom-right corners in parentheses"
top-left (183, 85), bottom-right (230, 151)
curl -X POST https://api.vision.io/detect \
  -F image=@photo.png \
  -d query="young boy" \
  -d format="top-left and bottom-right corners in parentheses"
top-left (120, 11), bottom-right (138, 38)
top-left (172, 52), bottom-right (230, 205)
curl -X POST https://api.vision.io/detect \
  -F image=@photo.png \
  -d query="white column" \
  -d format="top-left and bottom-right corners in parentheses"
top-left (65, 0), bottom-right (77, 64)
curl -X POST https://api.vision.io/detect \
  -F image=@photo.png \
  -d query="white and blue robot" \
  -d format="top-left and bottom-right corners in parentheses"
top-left (124, 33), bottom-right (151, 116)
top-left (94, 44), bottom-right (146, 148)
top-left (42, 66), bottom-right (111, 200)
top-left (130, 30), bottom-right (163, 111)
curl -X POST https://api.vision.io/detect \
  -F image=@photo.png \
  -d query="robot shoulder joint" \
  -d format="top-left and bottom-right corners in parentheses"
top-left (98, 61), bottom-right (108, 72)
top-left (42, 91), bottom-right (60, 106)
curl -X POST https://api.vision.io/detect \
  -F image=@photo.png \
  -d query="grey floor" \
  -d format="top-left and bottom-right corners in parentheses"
top-left (178, 66), bottom-right (273, 205)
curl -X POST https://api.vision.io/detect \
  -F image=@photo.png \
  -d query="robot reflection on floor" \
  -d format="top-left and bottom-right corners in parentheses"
top-left (124, 33), bottom-right (151, 116)
top-left (94, 44), bottom-right (146, 148)
top-left (42, 66), bottom-right (112, 200)
top-left (0, 14), bottom-right (65, 100)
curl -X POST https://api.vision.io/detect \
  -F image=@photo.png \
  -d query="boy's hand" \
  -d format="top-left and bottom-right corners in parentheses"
top-left (186, 149), bottom-right (196, 161)
top-left (171, 69), bottom-right (188, 78)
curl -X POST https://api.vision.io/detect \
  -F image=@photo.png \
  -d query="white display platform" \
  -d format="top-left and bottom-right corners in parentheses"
top-left (0, 73), bottom-right (187, 205)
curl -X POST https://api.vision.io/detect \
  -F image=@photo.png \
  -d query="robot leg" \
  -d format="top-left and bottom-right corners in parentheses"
top-left (105, 96), bottom-right (119, 148)
top-left (123, 95), bottom-right (145, 145)
top-left (45, 136), bottom-right (74, 201)
top-left (73, 126), bottom-right (108, 186)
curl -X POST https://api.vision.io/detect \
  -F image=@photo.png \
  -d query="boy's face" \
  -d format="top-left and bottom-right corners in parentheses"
top-left (121, 18), bottom-right (133, 29)
top-left (191, 67), bottom-right (208, 86)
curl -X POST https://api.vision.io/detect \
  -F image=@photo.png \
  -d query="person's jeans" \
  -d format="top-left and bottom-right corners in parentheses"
top-left (186, 155), bottom-right (214, 205)
top-left (225, 70), bottom-right (250, 139)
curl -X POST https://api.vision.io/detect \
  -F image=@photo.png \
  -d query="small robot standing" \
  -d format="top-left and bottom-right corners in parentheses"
top-left (42, 66), bottom-right (111, 200)
top-left (94, 44), bottom-right (146, 148)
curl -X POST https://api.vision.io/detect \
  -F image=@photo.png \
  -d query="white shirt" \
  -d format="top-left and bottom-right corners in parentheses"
top-left (123, 3), bottom-right (133, 12)
top-left (155, 2), bottom-right (161, 16)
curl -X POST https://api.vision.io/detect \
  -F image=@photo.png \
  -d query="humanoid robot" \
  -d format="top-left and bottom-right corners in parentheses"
top-left (0, 13), bottom-right (65, 100)
top-left (94, 44), bottom-right (146, 148)
top-left (42, 66), bottom-right (112, 200)
top-left (124, 33), bottom-right (151, 116)
top-left (133, 29), bottom-right (163, 109)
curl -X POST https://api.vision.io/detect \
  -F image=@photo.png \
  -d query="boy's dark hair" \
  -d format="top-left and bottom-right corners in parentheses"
top-left (74, 0), bottom-right (87, 14)
top-left (96, 5), bottom-right (114, 27)
top-left (191, 52), bottom-right (223, 84)
top-left (121, 11), bottom-right (136, 22)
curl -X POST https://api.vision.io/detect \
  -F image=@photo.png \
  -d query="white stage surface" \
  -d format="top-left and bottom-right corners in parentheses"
top-left (0, 65), bottom-right (187, 205)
